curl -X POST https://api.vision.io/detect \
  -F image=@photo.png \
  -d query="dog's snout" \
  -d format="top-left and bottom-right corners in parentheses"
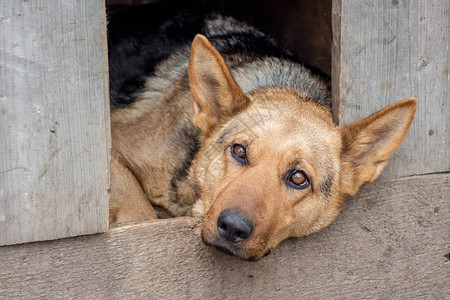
top-left (217, 209), bottom-right (254, 243)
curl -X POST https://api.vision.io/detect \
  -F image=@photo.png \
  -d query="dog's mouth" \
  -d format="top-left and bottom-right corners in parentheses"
top-left (213, 245), bottom-right (235, 256)
top-left (212, 244), bottom-right (267, 261)
top-left (202, 232), bottom-right (271, 261)
top-left (202, 234), bottom-right (246, 258)
top-left (263, 249), bottom-right (272, 257)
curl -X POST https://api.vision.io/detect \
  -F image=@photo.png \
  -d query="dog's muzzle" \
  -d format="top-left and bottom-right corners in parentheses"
top-left (217, 209), bottom-right (254, 243)
top-left (201, 208), bottom-right (270, 261)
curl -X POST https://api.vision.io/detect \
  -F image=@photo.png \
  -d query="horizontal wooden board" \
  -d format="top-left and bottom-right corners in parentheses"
top-left (0, 1), bottom-right (110, 245)
top-left (0, 173), bottom-right (448, 299)
top-left (332, 0), bottom-right (449, 178)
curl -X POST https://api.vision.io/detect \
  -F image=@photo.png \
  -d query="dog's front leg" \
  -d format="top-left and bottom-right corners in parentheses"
top-left (109, 149), bottom-right (157, 224)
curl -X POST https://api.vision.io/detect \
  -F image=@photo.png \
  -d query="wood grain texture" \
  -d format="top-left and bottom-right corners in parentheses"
top-left (331, 0), bottom-right (342, 124)
top-left (0, 174), bottom-right (448, 299)
top-left (333, 0), bottom-right (449, 178)
top-left (0, 1), bottom-right (110, 245)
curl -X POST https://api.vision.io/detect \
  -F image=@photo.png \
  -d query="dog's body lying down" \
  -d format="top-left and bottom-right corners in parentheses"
top-left (108, 6), bottom-right (416, 261)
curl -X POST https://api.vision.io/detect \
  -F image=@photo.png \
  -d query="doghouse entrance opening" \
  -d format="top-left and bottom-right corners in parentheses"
top-left (106, 0), bottom-right (332, 227)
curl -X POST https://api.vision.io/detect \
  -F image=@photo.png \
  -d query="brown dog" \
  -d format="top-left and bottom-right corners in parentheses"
top-left (109, 12), bottom-right (416, 261)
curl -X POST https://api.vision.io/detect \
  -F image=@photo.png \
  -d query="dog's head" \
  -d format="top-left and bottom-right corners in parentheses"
top-left (188, 35), bottom-right (417, 261)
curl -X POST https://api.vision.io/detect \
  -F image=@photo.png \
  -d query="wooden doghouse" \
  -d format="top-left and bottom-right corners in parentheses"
top-left (0, 0), bottom-right (448, 298)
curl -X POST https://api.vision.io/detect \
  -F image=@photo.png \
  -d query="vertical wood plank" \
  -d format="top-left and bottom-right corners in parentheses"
top-left (0, 1), bottom-right (110, 245)
top-left (333, 0), bottom-right (449, 178)
top-left (331, 0), bottom-right (342, 124)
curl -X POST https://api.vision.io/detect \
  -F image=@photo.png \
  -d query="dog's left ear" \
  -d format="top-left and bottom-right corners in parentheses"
top-left (189, 34), bottom-right (250, 137)
top-left (341, 98), bottom-right (417, 196)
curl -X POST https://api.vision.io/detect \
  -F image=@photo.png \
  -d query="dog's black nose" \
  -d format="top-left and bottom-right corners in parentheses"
top-left (217, 209), bottom-right (254, 243)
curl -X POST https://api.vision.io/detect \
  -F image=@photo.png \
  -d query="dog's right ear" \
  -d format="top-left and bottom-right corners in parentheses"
top-left (340, 98), bottom-right (417, 196)
top-left (189, 34), bottom-right (250, 137)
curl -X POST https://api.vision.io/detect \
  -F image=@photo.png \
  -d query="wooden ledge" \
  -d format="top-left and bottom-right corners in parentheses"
top-left (0, 173), bottom-right (448, 298)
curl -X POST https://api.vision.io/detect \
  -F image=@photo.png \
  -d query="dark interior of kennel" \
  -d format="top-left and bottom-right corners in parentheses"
top-left (106, 0), bottom-right (332, 77)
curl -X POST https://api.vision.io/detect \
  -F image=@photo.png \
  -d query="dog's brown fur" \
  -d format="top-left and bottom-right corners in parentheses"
top-left (110, 34), bottom-right (416, 261)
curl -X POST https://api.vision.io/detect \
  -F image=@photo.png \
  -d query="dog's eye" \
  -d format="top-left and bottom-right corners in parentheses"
top-left (230, 143), bottom-right (248, 164)
top-left (285, 169), bottom-right (310, 190)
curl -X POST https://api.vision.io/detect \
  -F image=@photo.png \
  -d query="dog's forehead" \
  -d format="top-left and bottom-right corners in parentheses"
top-left (243, 95), bottom-right (337, 139)
top-left (217, 95), bottom-right (341, 162)
top-left (248, 87), bottom-right (332, 121)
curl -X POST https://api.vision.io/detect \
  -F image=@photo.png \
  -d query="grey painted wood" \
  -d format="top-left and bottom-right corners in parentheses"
top-left (332, 0), bottom-right (449, 178)
top-left (0, 174), bottom-right (447, 299)
top-left (331, 0), bottom-right (342, 124)
top-left (0, 1), bottom-right (110, 245)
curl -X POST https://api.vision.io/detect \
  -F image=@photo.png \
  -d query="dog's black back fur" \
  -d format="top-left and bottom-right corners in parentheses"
top-left (107, 4), bottom-right (296, 110)
top-left (107, 4), bottom-right (206, 108)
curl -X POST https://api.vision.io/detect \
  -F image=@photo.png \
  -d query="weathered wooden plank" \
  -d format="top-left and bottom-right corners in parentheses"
top-left (0, 1), bottom-right (110, 245)
top-left (331, 0), bottom-right (342, 124)
top-left (0, 173), bottom-right (448, 299)
top-left (332, 0), bottom-right (449, 178)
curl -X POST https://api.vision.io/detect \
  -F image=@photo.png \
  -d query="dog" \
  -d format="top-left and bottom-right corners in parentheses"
top-left (107, 6), bottom-right (417, 261)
